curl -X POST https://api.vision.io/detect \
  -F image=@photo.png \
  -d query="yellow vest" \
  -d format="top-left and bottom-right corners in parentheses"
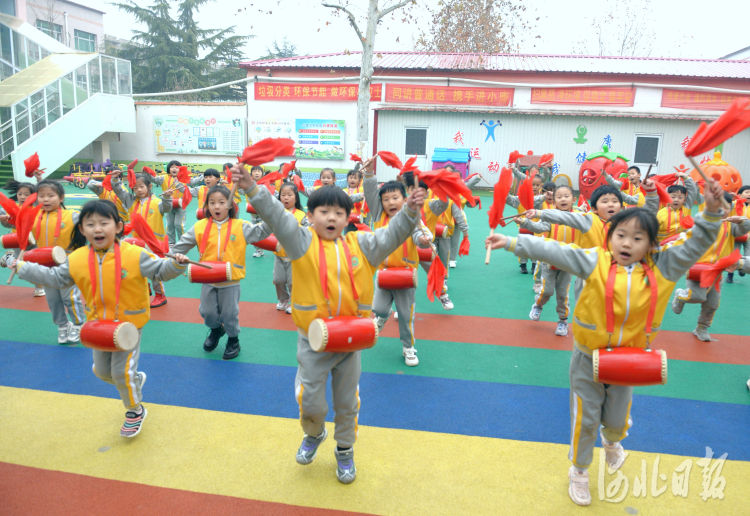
top-left (573, 249), bottom-right (672, 353)
top-left (129, 195), bottom-right (165, 239)
top-left (223, 180), bottom-right (243, 204)
top-left (163, 175), bottom-right (184, 200)
top-left (548, 222), bottom-right (577, 245)
top-left (68, 241), bottom-right (152, 328)
top-left (656, 206), bottom-right (691, 240)
top-left (346, 185), bottom-right (365, 217)
top-left (697, 221), bottom-right (735, 264)
top-left (436, 199), bottom-right (456, 237)
top-left (196, 185), bottom-right (210, 208)
top-left (374, 211), bottom-right (418, 269)
top-left (99, 189), bottom-right (129, 222)
top-left (276, 209), bottom-right (307, 259)
top-left (422, 199), bottom-right (439, 235)
top-left (291, 229), bottom-right (377, 333)
top-left (577, 212), bottom-right (608, 249)
top-left (194, 217), bottom-right (248, 280)
top-left (32, 208), bottom-right (76, 249)
top-left (625, 183), bottom-right (646, 207)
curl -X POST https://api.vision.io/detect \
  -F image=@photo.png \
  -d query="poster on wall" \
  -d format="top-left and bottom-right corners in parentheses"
top-left (295, 119), bottom-right (345, 160)
top-left (248, 118), bottom-right (295, 144)
top-left (154, 115), bottom-right (246, 155)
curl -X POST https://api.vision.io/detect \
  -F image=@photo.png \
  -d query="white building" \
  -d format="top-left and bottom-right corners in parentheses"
top-left (240, 51), bottom-right (750, 188)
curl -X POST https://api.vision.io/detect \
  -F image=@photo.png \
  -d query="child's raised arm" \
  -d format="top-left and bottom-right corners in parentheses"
top-left (526, 208), bottom-right (593, 233)
top-left (362, 161), bottom-right (382, 221)
top-left (138, 249), bottom-right (187, 282)
top-left (358, 188), bottom-right (424, 266)
top-left (245, 184), bottom-right (310, 260)
top-left (15, 259), bottom-right (75, 289)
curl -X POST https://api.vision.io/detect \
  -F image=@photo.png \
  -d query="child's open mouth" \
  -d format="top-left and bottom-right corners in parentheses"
top-left (326, 225), bottom-right (336, 232)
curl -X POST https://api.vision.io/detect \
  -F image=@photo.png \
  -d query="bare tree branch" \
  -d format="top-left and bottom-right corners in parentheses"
top-left (321, 2), bottom-right (365, 43)
top-left (377, 0), bottom-right (412, 20)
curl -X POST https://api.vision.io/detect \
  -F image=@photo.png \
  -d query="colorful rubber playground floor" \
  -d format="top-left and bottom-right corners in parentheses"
top-left (1, 187), bottom-right (748, 514)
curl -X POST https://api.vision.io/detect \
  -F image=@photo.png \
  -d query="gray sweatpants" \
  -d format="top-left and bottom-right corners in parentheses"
top-left (273, 256), bottom-right (292, 304)
top-left (91, 332), bottom-right (145, 410)
top-left (569, 348), bottom-right (632, 469)
top-left (373, 284), bottom-right (416, 349)
top-left (535, 263), bottom-right (571, 321)
top-left (199, 283), bottom-right (241, 337)
top-left (449, 230), bottom-right (461, 262)
top-left (436, 236), bottom-right (451, 278)
top-left (46, 284), bottom-right (85, 327)
top-left (295, 333), bottom-right (361, 448)
top-left (165, 207), bottom-right (186, 248)
top-left (677, 279), bottom-right (720, 328)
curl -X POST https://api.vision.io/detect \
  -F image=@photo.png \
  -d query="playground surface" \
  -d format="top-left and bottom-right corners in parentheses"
top-left (1, 186), bottom-right (748, 515)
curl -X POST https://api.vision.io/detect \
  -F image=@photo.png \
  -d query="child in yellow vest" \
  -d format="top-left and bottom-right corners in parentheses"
top-left (603, 166), bottom-right (646, 207)
top-left (249, 166), bottom-right (267, 257)
top-left (487, 179), bottom-right (726, 506)
top-left (235, 159), bottom-right (424, 484)
top-left (725, 185), bottom-right (750, 283)
top-left (506, 173), bottom-right (547, 275)
top-left (671, 192), bottom-right (750, 341)
top-left (12, 199), bottom-right (190, 438)
top-left (153, 160), bottom-right (201, 249)
top-left (87, 166), bottom-right (130, 223)
top-left (344, 169), bottom-right (365, 224)
top-left (121, 173), bottom-right (173, 308)
top-left (188, 168), bottom-right (221, 219)
top-left (656, 182), bottom-right (695, 241)
top-left (31, 180), bottom-right (86, 344)
top-left (516, 185), bottom-right (577, 336)
top-left (368, 180), bottom-right (432, 367)
top-left (273, 181), bottom-right (308, 313)
top-left (172, 185), bottom-right (270, 359)
top-left (445, 165), bottom-right (481, 269)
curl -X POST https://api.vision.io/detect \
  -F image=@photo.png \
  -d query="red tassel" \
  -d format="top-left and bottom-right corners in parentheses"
top-left (401, 156), bottom-right (418, 174)
top-left (142, 166), bottom-right (156, 177)
top-left (735, 198), bottom-right (745, 216)
top-left (281, 160), bottom-right (297, 178)
top-left (517, 177), bottom-right (534, 211)
top-left (473, 196), bottom-right (482, 209)
top-left (225, 165), bottom-right (232, 184)
top-left (682, 214), bottom-right (694, 229)
top-left (458, 234), bottom-right (470, 256)
top-left (127, 168), bottom-right (136, 189)
top-left (102, 174), bottom-right (113, 191)
top-left (131, 213), bottom-right (168, 257)
top-left (177, 166), bottom-right (190, 184)
top-left (258, 171), bottom-right (282, 186)
top-left (0, 192), bottom-right (19, 225)
top-left (426, 256), bottom-right (446, 302)
top-left (313, 179), bottom-right (322, 187)
top-left (292, 174), bottom-right (305, 192)
top-left (488, 167), bottom-right (513, 229)
top-left (418, 168), bottom-right (476, 207)
top-left (378, 151), bottom-right (404, 170)
top-left (15, 194), bottom-right (40, 251)
top-left (507, 150), bottom-right (521, 164)
top-left (181, 186), bottom-right (192, 209)
top-left (651, 181), bottom-right (673, 206)
top-left (128, 159), bottom-right (138, 171)
top-left (538, 153), bottom-right (554, 166)
top-left (24, 153), bottom-right (40, 178)
top-left (652, 173), bottom-right (678, 187)
top-left (122, 223), bottom-right (133, 235)
top-left (685, 98), bottom-right (750, 157)
top-left (238, 138), bottom-right (295, 166)
top-left (350, 153), bottom-right (362, 162)
top-left (353, 223), bottom-right (371, 232)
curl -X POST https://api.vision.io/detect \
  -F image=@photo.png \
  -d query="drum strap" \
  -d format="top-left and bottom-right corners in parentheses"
top-left (35, 207), bottom-right (61, 246)
top-left (605, 260), bottom-right (658, 347)
top-left (88, 242), bottom-right (122, 321)
top-left (199, 218), bottom-right (232, 259)
top-left (318, 237), bottom-right (359, 317)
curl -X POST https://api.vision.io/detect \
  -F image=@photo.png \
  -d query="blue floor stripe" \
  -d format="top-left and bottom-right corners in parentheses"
top-left (2, 340), bottom-right (748, 461)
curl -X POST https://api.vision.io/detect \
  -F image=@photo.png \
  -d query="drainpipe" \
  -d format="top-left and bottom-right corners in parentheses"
top-left (63, 11), bottom-right (69, 48)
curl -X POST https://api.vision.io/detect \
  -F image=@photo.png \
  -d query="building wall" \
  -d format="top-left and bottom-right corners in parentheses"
top-left (25, 0), bottom-right (103, 50)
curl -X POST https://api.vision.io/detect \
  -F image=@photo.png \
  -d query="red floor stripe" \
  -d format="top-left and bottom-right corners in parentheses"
top-left (2, 285), bottom-right (749, 365)
top-left (0, 462), bottom-right (368, 516)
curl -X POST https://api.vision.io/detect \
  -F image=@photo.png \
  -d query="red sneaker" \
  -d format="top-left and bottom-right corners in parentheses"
top-left (150, 294), bottom-right (167, 308)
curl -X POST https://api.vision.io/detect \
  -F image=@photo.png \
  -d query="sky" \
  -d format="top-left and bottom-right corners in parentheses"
top-left (80, 0), bottom-right (749, 61)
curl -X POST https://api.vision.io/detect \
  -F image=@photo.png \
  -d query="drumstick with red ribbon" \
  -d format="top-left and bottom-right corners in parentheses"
top-left (7, 194), bottom-right (41, 284)
top-left (485, 167), bottom-right (513, 264)
top-left (129, 213), bottom-right (210, 269)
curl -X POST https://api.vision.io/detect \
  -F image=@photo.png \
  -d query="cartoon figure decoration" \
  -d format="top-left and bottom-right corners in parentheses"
top-left (690, 151), bottom-right (742, 193)
top-left (573, 125), bottom-right (588, 144)
top-left (480, 120), bottom-right (502, 142)
top-left (577, 145), bottom-right (629, 201)
top-left (508, 150), bottom-right (555, 183)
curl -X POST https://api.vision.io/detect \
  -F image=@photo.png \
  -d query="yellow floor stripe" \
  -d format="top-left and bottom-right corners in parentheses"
top-left (1, 386), bottom-right (747, 515)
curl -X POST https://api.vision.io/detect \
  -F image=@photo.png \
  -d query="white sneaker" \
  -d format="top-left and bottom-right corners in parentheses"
top-left (601, 433), bottom-right (627, 472)
top-left (276, 301), bottom-right (285, 311)
top-left (693, 325), bottom-right (712, 342)
top-left (393, 311), bottom-right (398, 320)
top-left (568, 466), bottom-right (591, 506)
top-left (253, 249), bottom-right (264, 258)
top-left (376, 315), bottom-right (387, 334)
top-left (533, 283), bottom-right (542, 294)
top-left (67, 323), bottom-right (82, 343)
top-left (672, 289), bottom-right (686, 314)
top-left (529, 303), bottom-right (542, 321)
top-left (0, 250), bottom-right (12, 267)
top-left (449, 260), bottom-right (457, 268)
top-left (57, 324), bottom-right (70, 344)
top-left (439, 293), bottom-right (454, 310)
top-left (285, 304), bottom-right (292, 314)
top-left (555, 321), bottom-right (569, 336)
top-left (33, 287), bottom-right (46, 297)
top-left (403, 347), bottom-right (419, 366)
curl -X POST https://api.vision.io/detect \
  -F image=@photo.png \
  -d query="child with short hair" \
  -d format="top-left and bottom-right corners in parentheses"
top-left (604, 166), bottom-right (646, 207)
top-left (273, 181), bottom-right (308, 313)
top-left (12, 199), bottom-right (189, 438)
top-left (249, 166), bottom-right (268, 258)
top-left (152, 160), bottom-right (200, 248)
top-left (87, 166), bottom-right (131, 223)
top-left (725, 185), bottom-right (750, 282)
top-left (235, 159), bottom-right (424, 484)
top-left (656, 183), bottom-right (693, 241)
top-left (189, 168), bottom-right (222, 215)
top-left (172, 185), bottom-right (270, 359)
top-left (506, 177), bottom-right (549, 275)
top-left (0, 180), bottom-right (44, 296)
top-left (487, 179), bottom-right (726, 506)
top-left (344, 169), bottom-right (366, 224)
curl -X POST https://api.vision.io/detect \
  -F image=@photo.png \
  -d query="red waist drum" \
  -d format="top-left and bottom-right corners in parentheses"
top-left (246, 203), bottom-right (256, 214)
top-left (23, 246), bottom-right (66, 267)
top-left (348, 212), bottom-right (361, 224)
top-left (187, 261), bottom-right (232, 283)
top-left (519, 228), bottom-right (533, 235)
top-left (735, 234), bottom-right (747, 243)
top-left (1, 233), bottom-right (19, 248)
top-left (253, 235), bottom-right (279, 252)
top-left (377, 267), bottom-right (417, 289)
top-left (308, 316), bottom-right (378, 352)
top-left (435, 223), bottom-right (447, 238)
top-left (80, 320), bottom-right (139, 352)
top-left (417, 246), bottom-right (433, 262)
top-left (196, 208), bottom-right (206, 220)
top-left (593, 347), bottom-right (667, 386)
top-left (171, 198), bottom-right (180, 209)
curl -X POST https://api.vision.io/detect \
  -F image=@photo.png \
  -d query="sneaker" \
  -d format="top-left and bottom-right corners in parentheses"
top-left (150, 293), bottom-right (167, 308)
top-left (253, 249), bottom-right (264, 258)
top-left (57, 324), bottom-right (70, 344)
top-left (519, 263), bottom-right (528, 274)
top-left (693, 325), bottom-right (712, 342)
top-left (449, 260), bottom-right (457, 268)
top-left (726, 273), bottom-right (734, 283)
top-left (671, 289), bottom-right (687, 314)
top-left (138, 371), bottom-right (147, 391)
top-left (375, 315), bottom-right (388, 334)
top-left (296, 428), bottom-right (327, 465)
top-left (568, 466), bottom-right (591, 506)
top-left (530, 262), bottom-right (536, 275)
top-left (276, 301), bottom-right (285, 311)
top-left (203, 326), bottom-right (225, 352)
top-left (393, 311), bottom-right (398, 320)
top-left (555, 321), bottom-right (569, 336)
top-left (601, 433), bottom-right (627, 472)
top-left (33, 287), bottom-right (45, 297)
top-left (739, 270), bottom-right (746, 277)
top-left (223, 336), bottom-right (240, 360)
top-left (67, 323), bottom-right (82, 343)
top-left (285, 304), bottom-right (292, 314)
top-left (403, 346), bottom-right (419, 366)
top-left (334, 447), bottom-right (356, 484)
top-left (439, 293), bottom-right (454, 310)
top-left (533, 283), bottom-right (542, 294)
top-left (120, 405), bottom-right (148, 438)
top-left (0, 250), bottom-right (12, 267)
top-left (529, 303), bottom-right (542, 321)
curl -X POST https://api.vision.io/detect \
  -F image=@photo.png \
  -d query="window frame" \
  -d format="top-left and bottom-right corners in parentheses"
top-left (404, 126), bottom-right (428, 157)
top-left (36, 19), bottom-right (63, 42)
top-left (74, 29), bottom-right (97, 52)
top-left (631, 133), bottom-right (663, 168)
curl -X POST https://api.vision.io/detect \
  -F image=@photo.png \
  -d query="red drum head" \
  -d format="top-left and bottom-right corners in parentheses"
top-left (593, 347), bottom-right (667, 386)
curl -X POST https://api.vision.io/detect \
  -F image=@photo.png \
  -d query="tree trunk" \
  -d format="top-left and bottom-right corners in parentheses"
top-left (355, 0), bottom-right (379, 155)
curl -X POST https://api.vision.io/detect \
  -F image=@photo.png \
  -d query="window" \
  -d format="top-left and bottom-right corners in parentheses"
top-left (74, 29), bottom-right (96, 52)
top-left (405, 128), bottom-right (427, 156)
top-left (36, 20), bottom-right (62, 42)
top-left (632, 134), bottom-right (661, 166)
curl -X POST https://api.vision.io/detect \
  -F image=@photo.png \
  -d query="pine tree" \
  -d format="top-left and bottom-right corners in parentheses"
top-left (113, 0), bottom-right (248, 100)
